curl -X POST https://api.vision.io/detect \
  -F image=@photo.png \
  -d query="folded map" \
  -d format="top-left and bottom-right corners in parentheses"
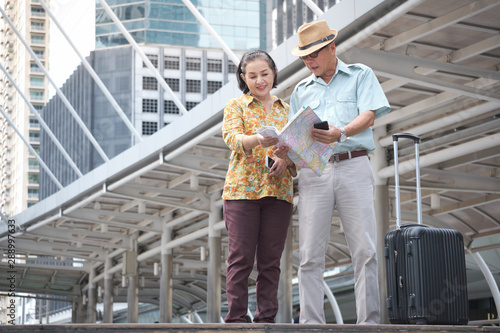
top-left (257, 106), bottom-right (335, 176)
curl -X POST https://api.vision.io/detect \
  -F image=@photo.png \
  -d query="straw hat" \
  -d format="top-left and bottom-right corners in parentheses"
top-left (291, 21), bottom-right (337, 57)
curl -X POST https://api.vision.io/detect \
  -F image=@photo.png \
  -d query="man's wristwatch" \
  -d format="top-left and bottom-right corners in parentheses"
top-left (338, 127), bottom-right (347, 143)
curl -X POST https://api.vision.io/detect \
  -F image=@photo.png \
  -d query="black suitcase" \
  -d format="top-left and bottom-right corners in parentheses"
top-left (385, 133), bottom-right (468, 325)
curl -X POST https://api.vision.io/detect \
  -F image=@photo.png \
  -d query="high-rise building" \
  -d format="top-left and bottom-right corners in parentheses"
top-left (0, 0), bottom-right (51, 217)
top-left (95, 0), bottom-right (267, 50)
top-left (270, 0), bottom-right (339, 49)
top-left (38, 0), bottom-right (271, 199)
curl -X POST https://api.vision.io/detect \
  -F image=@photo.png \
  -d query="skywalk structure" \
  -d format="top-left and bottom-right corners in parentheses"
top-left (1, 0), bottom-right (500, 326)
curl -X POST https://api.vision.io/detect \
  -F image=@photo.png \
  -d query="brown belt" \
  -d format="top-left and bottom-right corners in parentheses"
top-left (329, 150), bottom-right (367, 162)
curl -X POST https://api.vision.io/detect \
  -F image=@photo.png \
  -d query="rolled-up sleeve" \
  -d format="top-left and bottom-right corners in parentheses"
top-left (222, 99), bottom-right (248, 155)
top-left (357, 67), bottom-right (391, 119)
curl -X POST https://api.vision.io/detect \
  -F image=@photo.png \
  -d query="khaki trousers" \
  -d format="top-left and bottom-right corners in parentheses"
top-left (297, 156), bottom-right (380, 324)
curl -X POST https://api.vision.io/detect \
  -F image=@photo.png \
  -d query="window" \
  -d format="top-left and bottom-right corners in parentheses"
top-left (30, 90), bottom-right (43, 101)
top-left (29, 145), bottom-right (40, 156)
top-left (164, 100), bottom-right (180, 114)
top-left (143, 54), bottom-right (158, 68)
top-left (228, 60), bottom-right (237, 74)
top-left (29, 118), bottom-right (40, 128)
top-left (29, 132), bottom-right (40, 141)
top-left (32, 49), bottom-right (44, 59)
top-left (186, 101), bottom-right (199, 111)
top-left (165, 78), bottom-right (179, 92)
top-left (31, 21), bottom-right (44, 31)
top-left (28, 188), bottom-right (39, 199)
top-left (29, 160), bottom-right (39, 171)
top-left (207, 81), bottom-right (222, 94)
top-left (32, 104), bottom-right (43, 112)
top-left (165, 56), bottom-right (179, 70)
top-left (142, 121), bottom-right (158, 135)
top-left (30, 77), bottom-right (44, 87)
top-left (28, 173), bottom-right (39, 185)
top-left (186, 79), bottom-right (201, 93)
top-left (186, 57), bottom-right (201, 71)
top-left (207, 59), bottom-right (222, 72)
top-left (143, 76), bottom-right (157, 90)
top-left (142, 99), bottom-right (158, 113)
top-left (30, 63), bottom-right (43, 73)
top-left (31, 34), bottom-right (45, 45)
top-left (31, 7), bottom-right (45, 17)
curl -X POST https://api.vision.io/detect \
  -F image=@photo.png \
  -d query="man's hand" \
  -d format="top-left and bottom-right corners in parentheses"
top-left (273, 145), bottom-right (289, 159)
top-left (311, 124), bottom-right (340, 144)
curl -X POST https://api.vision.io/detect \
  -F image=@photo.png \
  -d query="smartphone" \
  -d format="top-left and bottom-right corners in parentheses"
top-left (266, 156), bottom-right (275, 169)
top-left (313, 121), bottom-right (329, 130)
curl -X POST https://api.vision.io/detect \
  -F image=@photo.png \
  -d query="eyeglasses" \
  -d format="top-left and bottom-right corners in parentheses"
top-left (300, 44), bottom-right (329, 61)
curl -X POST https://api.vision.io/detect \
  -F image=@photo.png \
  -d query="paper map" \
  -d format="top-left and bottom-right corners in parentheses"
top-left (257, 106), bottom-right (335, 176)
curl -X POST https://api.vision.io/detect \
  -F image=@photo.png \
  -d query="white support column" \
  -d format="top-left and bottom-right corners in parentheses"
top-left (38, 299), bottom-right (42, 324)
top-left (72, 296), bottom-right (87, 323)
top-left (38, 0), bottom-right (143, 143)
top-left (97, 0), bottom-right (188, 115)
top-left (372, 127), bottom-right (390, 324)
top-left (127, 274), bottom-right (138, 323)
top-left (103, 256), bottom-right (114, 323)
top-left (207, 193), bottom-right (222, 322)
top-left (87, 265), bottom-right (97, 323)
top-left (45, 299), bottom-right (50, 324)
top-left (0, 6), bottom-right (110, 163)
top-left (71, 297), bottom-right (78, 323)
top-left (123, 246), bottom-right (139, 323)
top-left (160, 225), bottom-right (173, 322)
top-left (277, 223), bottom-right (293, 323)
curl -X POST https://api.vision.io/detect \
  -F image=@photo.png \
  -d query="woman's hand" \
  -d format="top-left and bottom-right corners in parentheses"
top-left (257, 134), bottom-right (279, 148)
top-left (243, 134), bottom-right (279, 151)
top-left (268, 156), bottom-right (288, 178)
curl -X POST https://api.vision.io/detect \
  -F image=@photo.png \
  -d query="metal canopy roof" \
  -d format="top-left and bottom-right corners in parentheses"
top-left (1, 0), bottom-right (499, 320)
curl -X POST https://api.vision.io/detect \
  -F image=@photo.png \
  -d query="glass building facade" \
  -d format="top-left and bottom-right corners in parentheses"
top-left (95, 0), bottom-right (267, 50)
top-left (39, 47), bottom-right (133, 199)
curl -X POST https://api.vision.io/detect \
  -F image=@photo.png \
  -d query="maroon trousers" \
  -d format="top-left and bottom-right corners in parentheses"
top-left (224, 197), bottom-right (293, 323)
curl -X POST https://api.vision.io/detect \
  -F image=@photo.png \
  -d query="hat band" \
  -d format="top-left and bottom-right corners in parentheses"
top-left (298, 34), bottom-right (335, 51)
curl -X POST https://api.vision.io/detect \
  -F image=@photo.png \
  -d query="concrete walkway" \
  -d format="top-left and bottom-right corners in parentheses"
top-left (2, 323), bottom-right (500, 333)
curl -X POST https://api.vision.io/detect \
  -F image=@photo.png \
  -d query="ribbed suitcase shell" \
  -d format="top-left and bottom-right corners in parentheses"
top-left (385, 133), bottom-right (468, 325)
top-left (385, 224), bottom-right (469, 324)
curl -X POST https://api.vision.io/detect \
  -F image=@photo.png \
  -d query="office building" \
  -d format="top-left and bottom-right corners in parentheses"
top-left (270, 0), bottom-right (339, 49)
top-left (0, 0), bottom-right (50, 217)
top-left (95, 0), bottom-right (266, 50)
top-left (39, 0), bottom-right (274, 198)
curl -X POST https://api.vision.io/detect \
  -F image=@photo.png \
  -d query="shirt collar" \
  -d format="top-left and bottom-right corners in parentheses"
top-left (242, 94), bottom-right (285, 107)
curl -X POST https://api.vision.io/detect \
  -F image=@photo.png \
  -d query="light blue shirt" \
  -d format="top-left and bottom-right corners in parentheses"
top-left (289, 58), bottom-right (391, 153)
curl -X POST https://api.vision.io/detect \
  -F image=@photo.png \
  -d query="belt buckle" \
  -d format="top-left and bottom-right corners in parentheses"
top-left (332, 151), bottom-right (352, 162)
top-left (331, 154), bottom-right (341, 162)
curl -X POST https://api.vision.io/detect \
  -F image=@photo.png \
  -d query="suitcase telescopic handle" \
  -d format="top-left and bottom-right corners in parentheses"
top-left (392, 133), bottom-right (423, 229)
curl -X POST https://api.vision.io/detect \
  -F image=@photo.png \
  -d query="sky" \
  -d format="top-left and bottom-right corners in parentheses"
top-left (48, 0), bottom-right (95, 98)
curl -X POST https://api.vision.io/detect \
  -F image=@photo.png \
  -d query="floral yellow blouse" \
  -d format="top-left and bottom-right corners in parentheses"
top-left (222, 94), bottom-right (294, 204)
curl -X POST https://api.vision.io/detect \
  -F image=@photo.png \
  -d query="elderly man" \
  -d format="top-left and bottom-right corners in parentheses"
top-left (287, 20), bottom-right (391, 324)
